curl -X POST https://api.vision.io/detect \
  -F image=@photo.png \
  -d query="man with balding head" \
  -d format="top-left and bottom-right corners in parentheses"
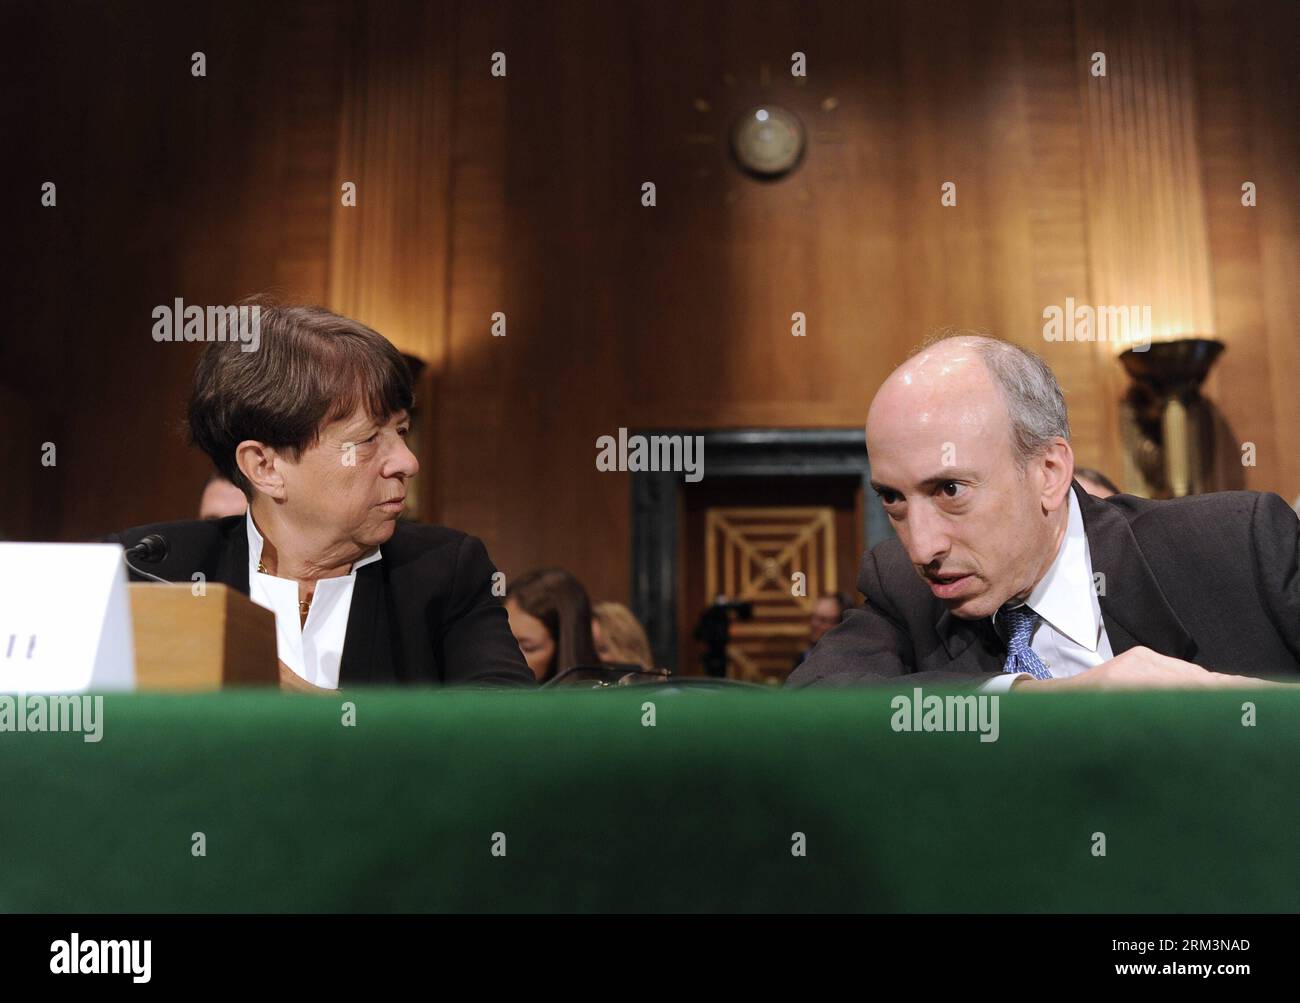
top-left (788, 333), bottom-right (1300, 689)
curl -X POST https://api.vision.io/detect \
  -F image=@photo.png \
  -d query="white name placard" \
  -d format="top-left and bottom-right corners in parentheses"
top-left (0, 543), bottom-right (135, 693)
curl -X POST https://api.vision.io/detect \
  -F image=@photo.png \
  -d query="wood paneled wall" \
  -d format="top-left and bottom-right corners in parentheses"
top-left (4, 0), bottom-right (1298, 611)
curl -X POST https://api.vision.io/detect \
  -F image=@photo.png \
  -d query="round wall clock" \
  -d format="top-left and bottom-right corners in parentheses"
top-left (730, 105), bottom-right (806, 179)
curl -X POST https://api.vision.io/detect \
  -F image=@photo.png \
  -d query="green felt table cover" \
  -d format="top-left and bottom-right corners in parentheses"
top-left (1, 688), bottom-right (1295, 912)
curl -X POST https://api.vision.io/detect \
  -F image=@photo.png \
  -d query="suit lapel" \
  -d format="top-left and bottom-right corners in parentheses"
top-left (936, 610), bottom-right (980, 662)
top-left (1074, 483), bottom-right (1197, 661)
top-left (217, 515), bottom-right (250, 594)
top-left (931, 609), bottom-right (1003, 673)
top-left (339, 560), bottom-right (385, 685)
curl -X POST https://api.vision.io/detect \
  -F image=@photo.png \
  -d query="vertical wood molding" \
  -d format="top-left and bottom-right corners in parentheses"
top-left (435, 0), bottom-right (510, 547)
top-left (1076, 0), bottom-right (1216, 343)
top-left (264, 1), bottom-right (354, 303)
top-left (326, 2), bottom-right (458, 523)
top-left (327, 1), bottom-right (456, 371)
top-left (1018, 0), bottom-right (1116, 480)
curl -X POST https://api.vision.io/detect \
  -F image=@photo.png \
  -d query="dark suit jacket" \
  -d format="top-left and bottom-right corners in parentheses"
top-left (787, 482), bottom-right (1300, 687)
top-left (109, 516), bottom-right (535, 687)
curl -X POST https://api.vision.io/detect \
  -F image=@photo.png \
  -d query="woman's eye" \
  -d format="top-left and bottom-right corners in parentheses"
top-left (397, 426), bottom-right (410, 438)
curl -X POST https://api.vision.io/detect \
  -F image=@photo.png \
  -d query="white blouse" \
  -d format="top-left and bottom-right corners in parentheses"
top-left (245, 511), bottom-right (382, 689)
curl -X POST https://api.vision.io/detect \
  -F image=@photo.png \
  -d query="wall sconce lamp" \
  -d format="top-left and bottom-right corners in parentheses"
top-left (1118, 337), bottom-right (1225, 498)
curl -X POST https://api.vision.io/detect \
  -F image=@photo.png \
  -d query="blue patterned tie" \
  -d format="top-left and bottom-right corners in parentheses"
top-left (1001, 603), bottom-right (1052, 680)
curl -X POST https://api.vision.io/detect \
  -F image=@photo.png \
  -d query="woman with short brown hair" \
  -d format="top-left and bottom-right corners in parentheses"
top-left (112, 303), bottom-right (533, 689)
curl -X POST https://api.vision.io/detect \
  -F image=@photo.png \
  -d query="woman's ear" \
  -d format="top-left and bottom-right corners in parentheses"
top-left (235, 440), bottom-right (286, 500)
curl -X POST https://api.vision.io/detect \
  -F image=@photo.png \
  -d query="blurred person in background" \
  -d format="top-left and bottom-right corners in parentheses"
top-left (198, 472), bottom-right (248, 519)
top-left (793, 591), bottom-right (854, 669)
top-left (506, 568), bottom-right (600, 682)
top-left (1074, 467), bottom-right (1119, 499)
top-left (592, 601), bottom-right (655, 669)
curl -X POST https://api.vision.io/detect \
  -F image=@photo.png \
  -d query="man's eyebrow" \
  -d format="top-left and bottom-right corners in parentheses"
top-left (871, 469), bottom-right (981, 494)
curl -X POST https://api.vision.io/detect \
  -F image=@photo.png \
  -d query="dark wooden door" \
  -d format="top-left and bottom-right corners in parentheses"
top-left (679, 477), bottom-right (862, 682)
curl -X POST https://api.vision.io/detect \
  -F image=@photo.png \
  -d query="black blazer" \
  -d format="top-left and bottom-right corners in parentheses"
top-left (109, 516), bottom-right (535, 687)
top-left (787, 482), bottom-right (1300, 687)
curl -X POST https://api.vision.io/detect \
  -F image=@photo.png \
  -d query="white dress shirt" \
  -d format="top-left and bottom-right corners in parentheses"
top-left (245, 511), bottom-right (382, 690)
top-left (982, 488), bottom-right (1114, 692)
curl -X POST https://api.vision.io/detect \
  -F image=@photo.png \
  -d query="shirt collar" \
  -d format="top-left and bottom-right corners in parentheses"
top-left (245, 509), bottom-right (383, 578)
top-left (1019, 486), bottom-right (1100, 651)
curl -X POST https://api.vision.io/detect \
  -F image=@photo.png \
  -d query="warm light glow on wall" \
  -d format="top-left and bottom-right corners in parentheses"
top-left (325, 9), bottom-right (455, 372)
top-left (1076, 0), bottom-right (1217, 357)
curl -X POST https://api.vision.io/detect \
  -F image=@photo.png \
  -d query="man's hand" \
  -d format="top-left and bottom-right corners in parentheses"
top-left (1013, 646), bottom-right (1279, 690)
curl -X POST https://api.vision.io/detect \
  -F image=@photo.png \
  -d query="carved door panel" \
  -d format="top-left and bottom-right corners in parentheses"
top-left (703, 506), bottom-right (838, 683)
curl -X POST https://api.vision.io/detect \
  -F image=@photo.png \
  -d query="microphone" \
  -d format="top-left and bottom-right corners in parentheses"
top-left (122, 533), bottom-right (171, 584)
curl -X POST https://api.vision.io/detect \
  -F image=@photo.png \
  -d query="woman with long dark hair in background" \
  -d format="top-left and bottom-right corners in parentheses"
top-left (505, 568), bottom-right (599, 682)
